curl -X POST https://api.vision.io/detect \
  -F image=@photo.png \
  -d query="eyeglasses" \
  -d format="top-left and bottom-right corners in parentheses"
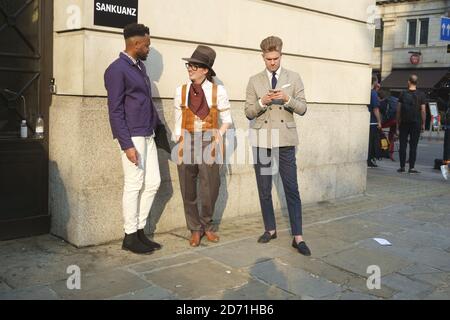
top-left (185, 63), bottom-right (206, 71)
top-left (185, 63), bottom-right (199, 71)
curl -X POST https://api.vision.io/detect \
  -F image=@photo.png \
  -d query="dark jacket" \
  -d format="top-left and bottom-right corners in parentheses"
top-left (104, 52), bottom-right (160, 150)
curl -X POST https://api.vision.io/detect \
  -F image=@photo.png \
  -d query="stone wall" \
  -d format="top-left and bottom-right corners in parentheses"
top-left (50, 0), bottom-right (374, 247)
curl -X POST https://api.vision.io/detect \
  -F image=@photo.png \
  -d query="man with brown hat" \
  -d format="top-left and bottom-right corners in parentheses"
top-left (172, 45), bottom-right (233, 247)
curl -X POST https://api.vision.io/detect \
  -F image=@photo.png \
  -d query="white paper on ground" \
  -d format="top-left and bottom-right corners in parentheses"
top-left (373, 238), bottom-right (392, 246)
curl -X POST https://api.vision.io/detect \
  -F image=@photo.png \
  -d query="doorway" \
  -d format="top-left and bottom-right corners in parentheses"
top-left (0, 0), bottom-right (53, 240)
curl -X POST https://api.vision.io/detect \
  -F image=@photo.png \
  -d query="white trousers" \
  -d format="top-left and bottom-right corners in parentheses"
top-left (120, 136), bottom-right (161, 235)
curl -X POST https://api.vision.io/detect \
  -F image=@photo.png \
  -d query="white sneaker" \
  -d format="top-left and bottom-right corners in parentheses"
top-left (441, 165), bottom-right (449, 180)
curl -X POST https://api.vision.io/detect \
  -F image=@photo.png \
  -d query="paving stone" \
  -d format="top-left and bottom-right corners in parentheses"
top-left (109, 285), bottom-right (176, 300)
top-left (392, 229), bottom-right (450, 250)
top-left (198, 241), bottom-right (291, 269)
top-left (323, 290), bottom-right (381, 300)
top-left (201, 279), bottom-right (298, 300)
top-left (0, 279), bottom-right (12, 293)
top-left (408, 272), bottom-right (450, 288)
top-left (322, 247), bottom-right (413, 278)
top-left (0, 285), bottom-right (59, 300)
top-left (363, 206), bottom-right (428, 229)
top-left (356, 235), bottom-right (450, 273)
top-left (306, 217), bottom-right (402, 244)
top-left (355, 237), bottom-right (423, 261)
top-left (128, 253), bottom-right (204, 273)
top-left (274, 255), bottom-right (395, 299)
top-left (144, 258), bottom-right (249, 299)
top-left (50, 269), bottom-right (150, 300)
top-left (0, 233), bottom-right (184, 289)
top-left (381, 273), bottom-right (433, 299)
top-left (399, 210), bottom-right (448, 225)
top-left (249, 259), bottom-right (343, 299)
top-left (403, 222), bottom-right (450, 240)
top-left (391, 293), bottom-right (423, 300)
top-left (387, 247), bottom-right (450, 272)
top-left (397, 263), bottom-right (443, 276)
top-left (424, 287), bottom-right (450, 300)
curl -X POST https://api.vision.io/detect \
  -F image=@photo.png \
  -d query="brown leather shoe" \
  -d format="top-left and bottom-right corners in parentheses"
top-left (204, 231), bottom-right (220, 243)
top-left (189, 231), bottom-right (202, 247)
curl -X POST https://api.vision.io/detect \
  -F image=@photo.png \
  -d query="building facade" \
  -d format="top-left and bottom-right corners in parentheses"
top-left (372, 0), bottom-right (450, 107)
top-left (1, 0), bottom-right (375, 246)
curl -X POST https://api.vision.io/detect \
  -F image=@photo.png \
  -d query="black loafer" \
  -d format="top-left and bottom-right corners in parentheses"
top-left (292, 239), bottom-right (311, 256)
top-left (257, 231), bottom-right (277, 243)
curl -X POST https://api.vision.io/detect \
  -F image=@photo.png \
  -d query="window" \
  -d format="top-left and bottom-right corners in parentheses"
top-left (374, 19), bottom-right (384, 48)
top-left (407, 19), bottom-right (417, 46)
top-left (419, 18), bottom-right (429, 45)
top-left (407, 18), bottom-right (430, 46)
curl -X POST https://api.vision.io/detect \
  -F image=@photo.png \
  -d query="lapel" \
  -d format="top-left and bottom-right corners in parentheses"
top-left (258, 70), bottom-right (270, 92)
top-left (257, 68), bottom-right (287, 91)
top-left (276, 67), bottom-right (288, 90)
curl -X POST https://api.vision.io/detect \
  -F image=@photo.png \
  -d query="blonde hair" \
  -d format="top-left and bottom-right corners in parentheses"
top-left (260, 36), bottom-right (283, 53)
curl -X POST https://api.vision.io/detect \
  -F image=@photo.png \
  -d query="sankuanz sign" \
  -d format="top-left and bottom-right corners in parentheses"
top-left (94, 0), bottom-right (138, 29)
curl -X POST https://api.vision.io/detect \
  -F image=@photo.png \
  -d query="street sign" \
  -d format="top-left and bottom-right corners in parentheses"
top-left (441, 17), bottom-right (450, 41)
top-left (410, 53), bottom-right (420, 64)
top-left (94, 0), bottom-right (138, 29)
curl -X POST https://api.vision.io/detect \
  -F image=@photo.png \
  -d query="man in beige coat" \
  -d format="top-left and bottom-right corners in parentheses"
top-left (245, 36), bottom-right (311, 256)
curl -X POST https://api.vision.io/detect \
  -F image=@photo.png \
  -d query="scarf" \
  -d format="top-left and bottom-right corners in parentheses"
top-left (188, 82), bottom-right (210, 120)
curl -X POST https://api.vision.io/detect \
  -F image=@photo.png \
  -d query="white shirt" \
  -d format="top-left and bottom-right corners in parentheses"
top-left (173, 80), bottom-right (233, 141)
top-left (266, 68), bottom-right (281, 85)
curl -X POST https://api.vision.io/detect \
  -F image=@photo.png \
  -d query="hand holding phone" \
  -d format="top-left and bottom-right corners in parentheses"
top-left (269, 89), bottom-right (287, 105)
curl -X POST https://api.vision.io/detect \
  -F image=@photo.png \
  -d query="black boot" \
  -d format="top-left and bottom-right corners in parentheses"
top-left (122, 232), bottom-right (154, 254)
top-left (137, 229), bottom-right (162, 250)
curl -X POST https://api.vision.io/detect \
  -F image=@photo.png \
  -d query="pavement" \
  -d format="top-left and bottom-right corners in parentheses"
top-left (0, 152), bottom-right (449, 300)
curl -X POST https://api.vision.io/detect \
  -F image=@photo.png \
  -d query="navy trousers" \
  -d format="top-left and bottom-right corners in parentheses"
top-left (253, 147), bottom-right (303, 236)
top-left (399, 122), bottom-right (421, 169)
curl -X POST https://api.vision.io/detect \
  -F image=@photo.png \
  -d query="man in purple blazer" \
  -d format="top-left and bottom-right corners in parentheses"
top-left (104, 23), bottom-right (161, 255)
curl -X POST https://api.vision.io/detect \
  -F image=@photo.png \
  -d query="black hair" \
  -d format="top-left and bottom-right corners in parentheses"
top-left (206, 70), bottom-right (214, 83)
top-left (123, 23), bottom-right (150, 39)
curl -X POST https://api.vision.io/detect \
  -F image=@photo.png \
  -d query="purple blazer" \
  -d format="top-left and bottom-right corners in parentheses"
top-left (104, 52), bottom-right (160, 150)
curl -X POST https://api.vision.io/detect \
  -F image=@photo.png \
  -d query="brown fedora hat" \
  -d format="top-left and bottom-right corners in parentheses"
top-left (182, 45), bottom-right (216, 77)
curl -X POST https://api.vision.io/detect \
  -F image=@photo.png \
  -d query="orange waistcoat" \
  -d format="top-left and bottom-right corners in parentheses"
top-left (180, 83), bottom-right (219, 133)
top-left (178, 84), bottom-right (223, 164)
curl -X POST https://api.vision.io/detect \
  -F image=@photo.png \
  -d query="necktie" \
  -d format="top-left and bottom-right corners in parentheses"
top-left (271, 72), bottom-right (277, 89)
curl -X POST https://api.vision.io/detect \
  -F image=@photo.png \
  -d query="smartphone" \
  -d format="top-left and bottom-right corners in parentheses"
top-left (269, 89), bottom-right (280, 94)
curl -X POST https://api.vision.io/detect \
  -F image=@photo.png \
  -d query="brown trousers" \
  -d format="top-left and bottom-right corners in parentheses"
top-left (177, 162), bottom-right (220, 232)
top-left (177, 134), bottom-right (220, 231)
